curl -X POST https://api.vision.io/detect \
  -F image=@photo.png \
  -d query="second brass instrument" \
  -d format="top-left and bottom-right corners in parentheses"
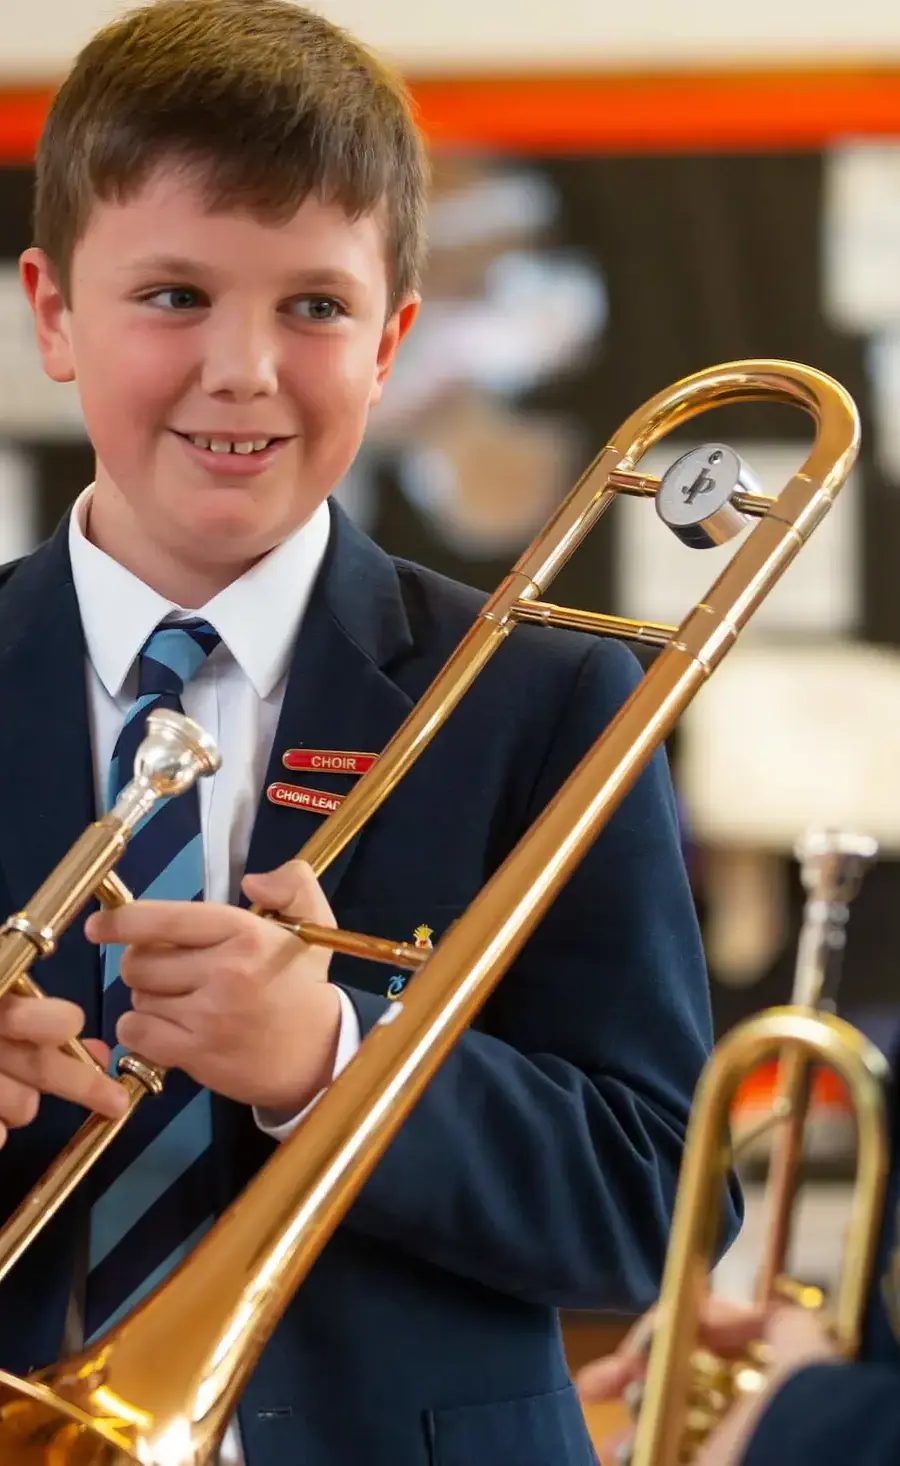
top-left (627, 830), bottom-right (890, 1466)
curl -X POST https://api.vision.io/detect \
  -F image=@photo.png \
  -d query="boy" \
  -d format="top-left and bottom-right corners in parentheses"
top-left (0, 2), bottom-right (739, 1463)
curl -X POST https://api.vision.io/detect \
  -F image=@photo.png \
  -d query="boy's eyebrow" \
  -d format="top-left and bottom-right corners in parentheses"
top-left (118, 254), bottom-right (204, 278)
top-left (118, 255), bottom-right (366, 293)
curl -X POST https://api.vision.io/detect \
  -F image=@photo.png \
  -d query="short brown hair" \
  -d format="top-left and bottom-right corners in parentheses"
top-left (33, 0), bottom-right (429, 309)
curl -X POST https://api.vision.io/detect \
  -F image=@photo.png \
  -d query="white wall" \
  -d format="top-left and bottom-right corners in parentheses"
top-left (3, 0), bottom-right (900, 78)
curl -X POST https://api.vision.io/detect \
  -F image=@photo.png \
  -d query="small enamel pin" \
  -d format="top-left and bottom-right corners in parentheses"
top-left (387, 925), bottom-right (434, 1000)
top-left (282, 749), bottom-right (378, 776)
top-left (267, 782), bottom-right (344, 816)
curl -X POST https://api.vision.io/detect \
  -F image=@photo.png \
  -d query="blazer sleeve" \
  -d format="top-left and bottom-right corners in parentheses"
top-left (742, 1362), bottom-right (900, 1466)
top-left (339, 637), bottom-right (742, 1311)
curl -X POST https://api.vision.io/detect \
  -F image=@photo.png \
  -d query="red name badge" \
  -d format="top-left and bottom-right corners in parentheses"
top-left (282, 749), bottom-right (378, 776)
top-left (267, 782), bottom-right (345, 816)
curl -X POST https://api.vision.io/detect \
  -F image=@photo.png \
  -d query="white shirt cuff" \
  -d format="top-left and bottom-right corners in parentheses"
top-left (253, 985), bottom-right (361, 1142)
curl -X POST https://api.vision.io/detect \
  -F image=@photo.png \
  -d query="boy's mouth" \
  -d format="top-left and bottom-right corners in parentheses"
top-left (172, 431), bottom-right (284, 457)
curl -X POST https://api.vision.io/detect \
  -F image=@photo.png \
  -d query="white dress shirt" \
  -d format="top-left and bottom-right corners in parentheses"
top-left (66, 487), bottom-right (361, 1463)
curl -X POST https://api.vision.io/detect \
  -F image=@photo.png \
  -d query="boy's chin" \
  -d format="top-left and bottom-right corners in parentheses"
top-left (172, 497), bottom-right (295, 558)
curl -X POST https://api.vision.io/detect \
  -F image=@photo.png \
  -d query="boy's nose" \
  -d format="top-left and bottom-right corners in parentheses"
top-left (200, 313), bottom-right (279, 400)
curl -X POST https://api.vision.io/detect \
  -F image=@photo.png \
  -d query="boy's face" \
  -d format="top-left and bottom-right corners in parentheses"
top-left (21, 166), bottom-right (418, 585)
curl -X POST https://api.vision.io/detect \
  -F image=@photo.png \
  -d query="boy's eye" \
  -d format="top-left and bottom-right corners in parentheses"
top-left (144, 286), bottom-right (204, 310)
top-left (137, 288), bottom-right (346, 319)
top-left (291, 296), bottom-right (345, 322)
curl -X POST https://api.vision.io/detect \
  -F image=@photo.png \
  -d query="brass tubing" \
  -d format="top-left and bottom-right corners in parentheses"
top-left (608, 467), bottom-right (776, 515)
top-left (756, 1046), bottom-right (811, 1302)
top-left (0, 816), bottom-right (130, 1002)
top-left (0, 1072), bottom-right (149, 1285)
top-left (277, 921), bottom-right (430, 971)
top-left (512, 600), bottom-right (675, 647)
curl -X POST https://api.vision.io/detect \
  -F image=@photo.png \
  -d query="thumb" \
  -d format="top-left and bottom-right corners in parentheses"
top-left (242, 860), bottom-right (337, 929)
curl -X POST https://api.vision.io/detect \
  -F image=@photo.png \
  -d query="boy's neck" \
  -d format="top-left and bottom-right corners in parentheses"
top-left (84, 490), bottom-right (262, 608)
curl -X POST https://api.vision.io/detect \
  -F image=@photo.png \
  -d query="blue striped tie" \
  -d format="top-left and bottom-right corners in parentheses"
top-left (84, 618), bottom-right (221, 1341)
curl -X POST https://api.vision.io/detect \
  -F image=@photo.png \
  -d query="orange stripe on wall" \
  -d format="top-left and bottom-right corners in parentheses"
top-left (2, 69), bottom-right (900, 162)
top-left (0, 88), bottom-right (54, 163)
top-left (413, 70), bottom-right (900, 152)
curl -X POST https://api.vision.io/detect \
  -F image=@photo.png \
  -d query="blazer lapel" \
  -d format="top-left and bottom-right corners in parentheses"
top-left (0, 517), bottom-right (101, 1031)
top-left (244, 503), bottom-right (415, 904)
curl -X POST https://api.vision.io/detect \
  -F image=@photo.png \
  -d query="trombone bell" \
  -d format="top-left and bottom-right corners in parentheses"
top-left (0, 1372), bottom-right (134, 1465)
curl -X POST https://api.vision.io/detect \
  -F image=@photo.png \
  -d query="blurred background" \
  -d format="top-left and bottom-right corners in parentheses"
top-left (4, 0), bottom-right (900, 1442)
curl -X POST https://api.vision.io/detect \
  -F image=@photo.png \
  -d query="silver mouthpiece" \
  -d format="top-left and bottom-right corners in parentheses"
top-left (794, 828), bottom-right (879, 907)
top-left (134, 708), bottom-right (221, 798)
top-left (790, 828), bottom-right (878, 1010)
top-left (111, 709), bottom-right (221, 835)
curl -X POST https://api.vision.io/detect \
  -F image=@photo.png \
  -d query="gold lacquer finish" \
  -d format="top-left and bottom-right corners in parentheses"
top-left (0, 361), bottom-right (862, 1465)
top-left (625, 827), bottom-right (890, 1466)
top-left (272, 919), bottom-right (430, 971)
top-left (629, 1010), bottom-right (889, 1466)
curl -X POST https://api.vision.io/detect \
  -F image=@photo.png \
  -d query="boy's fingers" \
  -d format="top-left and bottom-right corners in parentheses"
top-left (0, 995), bottom-right (86, 1045)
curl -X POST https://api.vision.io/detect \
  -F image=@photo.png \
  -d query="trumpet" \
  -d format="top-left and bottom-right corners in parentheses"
top-left (0, 360), bottom-right (862, 1465)
top-left (628, 829), bottom-right (890, 1466)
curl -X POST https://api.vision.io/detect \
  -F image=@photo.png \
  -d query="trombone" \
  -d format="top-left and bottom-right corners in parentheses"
top-left (0, 360), bottom-right (862, 1464)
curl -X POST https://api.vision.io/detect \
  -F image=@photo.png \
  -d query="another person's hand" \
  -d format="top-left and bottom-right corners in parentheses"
top-left (0, 994), bottom-right (125, 1146)
top-left (578, 1297), bottom-right (837, 1466)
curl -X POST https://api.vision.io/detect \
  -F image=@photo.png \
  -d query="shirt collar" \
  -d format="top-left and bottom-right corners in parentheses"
top-left (68, 486), bottom-right (331, 700)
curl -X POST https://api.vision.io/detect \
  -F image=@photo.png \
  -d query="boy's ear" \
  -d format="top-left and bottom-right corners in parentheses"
top-left (369, 292), bottom-right (420, 406)
top-left (19, 247), bottom-right (77, 384)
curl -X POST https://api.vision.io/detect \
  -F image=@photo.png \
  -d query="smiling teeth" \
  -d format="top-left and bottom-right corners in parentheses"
top-left (188, 435), bottom-right (272, 454)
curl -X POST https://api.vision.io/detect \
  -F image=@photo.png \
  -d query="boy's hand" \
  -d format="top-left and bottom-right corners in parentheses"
top-left (0, 995), bottom-right (126, 1147)
top-left (85, 860), bottom-right (342, 1115)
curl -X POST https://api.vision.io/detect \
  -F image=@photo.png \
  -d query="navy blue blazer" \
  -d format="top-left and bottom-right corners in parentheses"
top-left (0, 501), bottom-right (738, 1466)
top-left (745, 1035), bottom-right (900, 1466)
